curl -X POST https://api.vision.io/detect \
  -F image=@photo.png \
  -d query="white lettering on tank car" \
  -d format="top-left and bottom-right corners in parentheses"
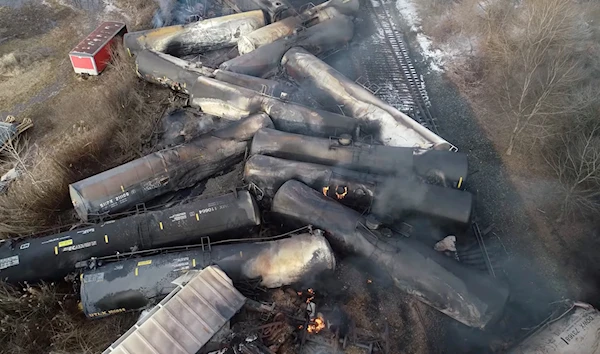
top-left (0, 255), bottom-right (19, 270)
top-left (62, 241), bottom-right (97, 252)
top-left (169, 212), bottom-right (187, 222)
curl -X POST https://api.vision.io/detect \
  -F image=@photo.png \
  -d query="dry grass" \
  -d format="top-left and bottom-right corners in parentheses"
top-left (0, 282), bottom-right (136, 354)
top-left (0, 44), bottom-right (169, 238)
top-left (114, 0), bottom-right (159, 31)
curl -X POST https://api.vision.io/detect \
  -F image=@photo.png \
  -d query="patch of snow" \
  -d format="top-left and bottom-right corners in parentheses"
top-left (395, 0), bottom-right (445, 72)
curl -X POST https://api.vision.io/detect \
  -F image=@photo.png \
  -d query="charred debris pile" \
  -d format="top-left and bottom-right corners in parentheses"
top-left (0, 1), bottom-right (521, 353)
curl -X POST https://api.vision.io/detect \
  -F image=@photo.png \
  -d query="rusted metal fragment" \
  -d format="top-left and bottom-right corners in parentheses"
top-left (220, 16), bottom-right (354, 78)
top-left (80, 232), bottom-right (336, 318)
top-left (189, 77), bottom-right (360, 137)
top-left (69, 114), bottom-right (273, 221)
top-left (237, 0), bottom-right (359, 55)
top-left (282, 47), bottom-right (455, 150)
top-left (271, 180), bottom-right (508, 329)
top-left (249, 128), bottom-right (468, 187)
top-left (0, 191), bottom-right (260, 284)
top-left (244, 155), bottom-right (473, 228)
top-left (124, 10), bottom-right (267, 56)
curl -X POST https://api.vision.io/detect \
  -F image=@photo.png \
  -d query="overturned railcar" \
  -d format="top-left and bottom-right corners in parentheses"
top-left (271, 180), bottom-right (508, 329)
top-left (70, 114), bottom-right (273, 221)
top-left (244, 155), bottom-right (472, 228)
top-left (237, 0), bottom-right (360, 55)
top-left (134, 50), bottom-right (211, 93)
top-left (124, 10), bottom-right (267, 56)
top-left (219, 15), bottom-right (354, 78)
top-left (509, 302), bottom-right (600, 354)
top-left (80, 232), bottom-right (335, 318)
top-left (0, 191), bottom-right (260, 284)
top-left (189, 77), bottom-right (361, 138)
top-left (249, 128), bottom-right (468, 188)
top-left (282, 47), bottom-right (454, 150)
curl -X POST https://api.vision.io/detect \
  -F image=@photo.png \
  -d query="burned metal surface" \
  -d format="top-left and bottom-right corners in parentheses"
top-left (80, 232), bottom-right (336, 318)
top-left (124, 10), bottom-right (267, 56)
top-left (189, 77), bottom-right (360, 137)
top-left (135, 50), bottom-right (213, 93)
top-left (222, 0), bottom-right (291, 23)
top-left (282, 47), bottom-right (453, 150)
top-left (244, 154), bottom-right (473, 228)
top-left (249, 128), bottom-right (468, 187)
top-left (237, 0), bottom-right (359, 55)
top-left (213, 69), bottom-right (288, 99)
top-left (220, 15), bottom-right (354, 78)
top-left (69, 114), bottom-right (273, 221)
top-left (0, 190), bottom-right (260, 284)
top-left (271, 180), bottom-right (508, 329)
top-left (508, 302), bottom-right (600, 354)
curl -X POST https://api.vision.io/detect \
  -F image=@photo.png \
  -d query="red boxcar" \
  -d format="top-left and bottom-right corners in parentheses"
top-left (69, 22), bottom-right (127, 75)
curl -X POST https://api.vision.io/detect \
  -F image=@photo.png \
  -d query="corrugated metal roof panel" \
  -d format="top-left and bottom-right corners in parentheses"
top-left (103, 266), bottom-right (246, 354)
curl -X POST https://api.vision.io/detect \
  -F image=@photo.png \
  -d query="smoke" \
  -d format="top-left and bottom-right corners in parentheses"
top-left (152, 0), bottom-right (206, 27)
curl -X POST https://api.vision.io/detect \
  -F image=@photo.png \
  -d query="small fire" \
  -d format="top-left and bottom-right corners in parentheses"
top-left (367, 279), bottom-right (372, 284)
top-left (335, 186), bottom-right (348, 200)
top-left (307, 315), bottom-right (326, 334)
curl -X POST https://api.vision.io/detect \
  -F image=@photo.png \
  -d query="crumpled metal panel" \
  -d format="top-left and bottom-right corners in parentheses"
top-left (103, 266), bottom-right (246, 354)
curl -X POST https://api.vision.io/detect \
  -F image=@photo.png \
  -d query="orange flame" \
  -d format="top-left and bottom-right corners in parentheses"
top-left (322, 186), bottom-right (329, 196)
top-left (335, 186), bottom-right (348, 200)
top-left (307, 315), bottom-right (326, 334)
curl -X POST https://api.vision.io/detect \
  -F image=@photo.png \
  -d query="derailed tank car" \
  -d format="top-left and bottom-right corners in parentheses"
top-left (0, 191), bottom-right (260, 284)
top-left (244, 155), bottom-right (473, 228)
top-left (70, 114), bottom-right (273, 221)
top-left (80, 232), bottom-right (335, 318)
top-left (250, 128), bottom-right (468, 188)
top-left (509, 302), bottom-right (600, 354)
top-left (124, 10), bottom-right (267, 56)
top-left (271, 180), bottom-right (508, 329)
top-left (282, 47), bottom-right (454, 150)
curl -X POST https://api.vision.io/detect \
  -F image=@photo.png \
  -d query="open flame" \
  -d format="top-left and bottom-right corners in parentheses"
top-left (307, 315), bottom-right (326, 334)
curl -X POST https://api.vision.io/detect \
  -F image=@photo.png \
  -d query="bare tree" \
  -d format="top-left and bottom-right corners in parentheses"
top-left (545, 112), bottom-right (600, 220)
top-left (482, 0), bottom-right (595, 155)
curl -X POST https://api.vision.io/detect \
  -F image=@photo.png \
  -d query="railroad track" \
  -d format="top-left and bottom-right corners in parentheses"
top-left (351, 0), bottom-right (438, 134)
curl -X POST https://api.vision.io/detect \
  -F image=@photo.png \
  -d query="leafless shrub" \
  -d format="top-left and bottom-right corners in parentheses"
top-left (545, 108), bottom-right (600, 220)
top-left (0, 282), bottom-right (136, 354)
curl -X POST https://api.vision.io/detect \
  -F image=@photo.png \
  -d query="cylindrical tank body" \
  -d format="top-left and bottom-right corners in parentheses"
top-left (189, 77), bottom-right (360, 138)
top-left (80, 233), bottom-right (336, 318)
top-left (271, 180), bottom-right (508, 329)
top-left (237, 0), bottom-right (359, 55)
top-left (244, 155), bottom-right (472, 227)
top-left (135, 50), bottom-right (212, 93)
top-left (249, 128), bottom-right (468, 187)
top-left (0, 191), bottom-right (260, 284)
top-left (223, 0), bottom-right (290, 23)
top-left (282, 47), bottom-right (454, 150)
top-left (124, 10), bottom-right (267, 56)
top-left (509, 302), bottom-right (600, 354)
top-left (213, 69), bottom-right (287, 99)
top-left (219, 16), bottom-right (354, 78)
top-left (70, 114), bottom-right (273, 221)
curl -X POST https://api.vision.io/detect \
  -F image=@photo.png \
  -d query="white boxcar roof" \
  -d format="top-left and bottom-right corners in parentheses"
top-left (103, 266), bottom-right (246, 354)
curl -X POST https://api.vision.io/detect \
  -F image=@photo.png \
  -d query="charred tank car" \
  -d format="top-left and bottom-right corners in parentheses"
top-left (244, 155), bottom-right (473, 229)
top-left (69, 114), bottom-right (273, 221)
top-left (0, 191), bottom-right (260, 284)
top-left (271, 180), bottom-right (508, 329)
top-left (250, 128), bottom-right (468, 189)
top-left (80, 232), bottom-right (335, 318)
